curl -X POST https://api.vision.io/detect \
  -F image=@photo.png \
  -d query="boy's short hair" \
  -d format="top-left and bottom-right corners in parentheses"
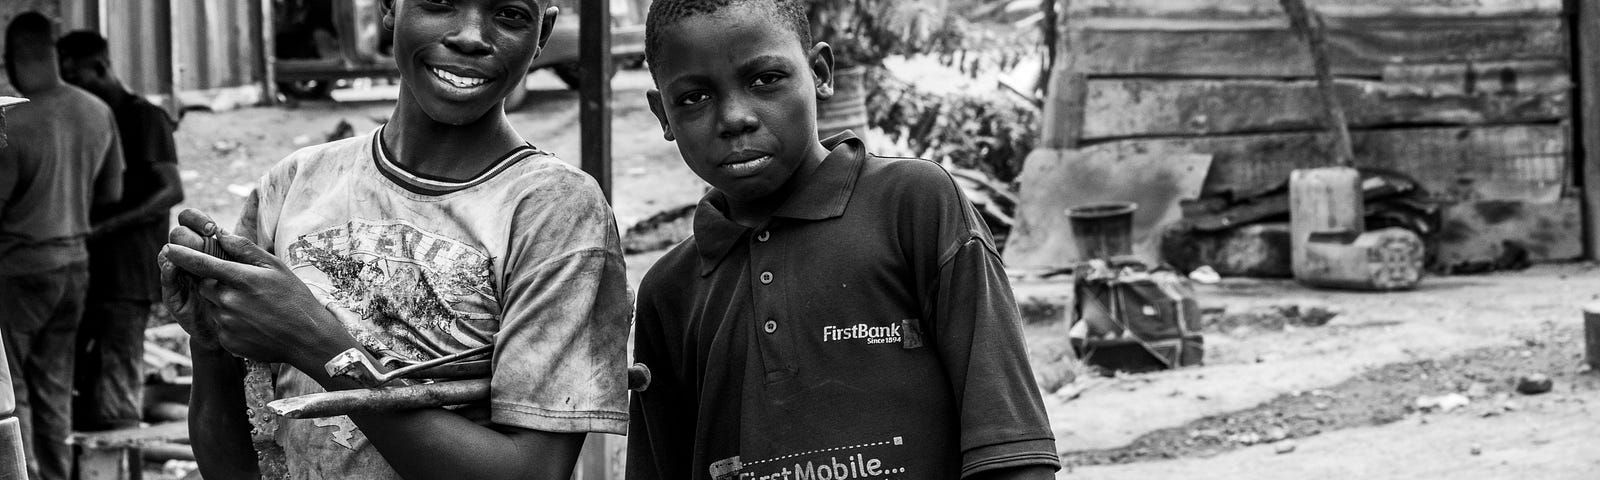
top-left (56, 30), bottom-right (110, 62)
top-left (644, 0), bottom-right (811, 71)
top-left (6, 11), bottom-right (57, 57)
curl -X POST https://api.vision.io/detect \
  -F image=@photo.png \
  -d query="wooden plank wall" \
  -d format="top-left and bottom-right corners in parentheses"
top-left (1053, 0), bottom-right (1582, 265)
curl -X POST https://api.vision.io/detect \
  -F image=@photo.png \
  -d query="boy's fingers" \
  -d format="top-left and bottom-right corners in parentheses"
top-left (168, 225), bottom-right (207, 251)
top-left (163, 244), bottom-right (245, 285)
top-left (216, 232), bottom-right (284, 270)
top-left (177, 209), bottom-right (220, 237)
top-left (157, 249), bottom-right (185, 285)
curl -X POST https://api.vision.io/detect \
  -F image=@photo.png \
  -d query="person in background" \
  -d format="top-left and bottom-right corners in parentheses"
top-left (0, 11), bottom-right (124, 480)
top-left (57, 29), bottom-right (185, 433)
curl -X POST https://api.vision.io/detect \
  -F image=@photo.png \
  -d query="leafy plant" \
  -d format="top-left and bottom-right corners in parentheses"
top-left (866, 68), bottom-right (1038, 184)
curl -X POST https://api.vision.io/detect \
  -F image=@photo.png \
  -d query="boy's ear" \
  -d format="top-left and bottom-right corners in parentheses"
top-left (380, 0), bottom-right (396, 31)
top-left (809, 42), bottom-right (835, 101)
top-left (645, 89), bottom-right (675, 142)
top-left (535, 6), bottom-right (560, 53)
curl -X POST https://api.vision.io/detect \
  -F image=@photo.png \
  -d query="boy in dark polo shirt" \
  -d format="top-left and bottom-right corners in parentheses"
top-left (628, 1), bottom-right (1060, 479)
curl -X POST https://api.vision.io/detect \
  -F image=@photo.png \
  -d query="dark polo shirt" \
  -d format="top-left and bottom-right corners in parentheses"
top-left (628, 133), bottom-right (1059, 480)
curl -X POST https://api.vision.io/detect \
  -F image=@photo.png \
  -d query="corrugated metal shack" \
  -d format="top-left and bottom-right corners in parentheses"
top-left (1030, 0), bottom-right (1581, 271)
top-left (1, 0), bottom-right (267, 114)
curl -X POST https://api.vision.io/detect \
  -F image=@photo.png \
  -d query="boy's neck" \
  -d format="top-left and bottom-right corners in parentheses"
top-left (383, 97), bottom-right (524, 181)
top-left (723, 142), bottom-right (831, 228)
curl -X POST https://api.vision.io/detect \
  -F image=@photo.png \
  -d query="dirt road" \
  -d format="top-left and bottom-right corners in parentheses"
top-left (1024, 264), bottom-right (1600, 478)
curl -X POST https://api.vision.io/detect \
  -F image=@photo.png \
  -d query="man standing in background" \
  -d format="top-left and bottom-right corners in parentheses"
top-left (0, 12), bottom-right (124, 480)
top-left (57, 30), bottom-right (184, 433)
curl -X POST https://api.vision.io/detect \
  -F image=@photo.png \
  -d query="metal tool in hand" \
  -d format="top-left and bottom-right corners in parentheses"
top-left (326, 344), bottom-right (494, 387)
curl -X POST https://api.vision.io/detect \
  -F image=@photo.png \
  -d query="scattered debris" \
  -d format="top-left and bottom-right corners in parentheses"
top-left (210, 140), bottom-right (241, 155)
top-left (1274, 441), bottom-right (1297, 454)
top-left (226, 184), bottom-right (255, 197)
top-left (622, 203), bottom-right (696, 254)
top-left (1464, 382), bottom-right (1489, 398)
top-left (179, 169), bottom-right (201, 181)
top-left (1515, 373), bottom-right (1553, 395)
top-left (325, 119), bottom-right (356, 142)
top-left (1205, 304), bottom-right (1340, 332)
top-left (1188, 265), bottom-right (1221, 284)
top-left (1414, 393), bottom-right (1471, 413)
top-left (1470, 444), bottom-right (1482, 456)
top-left (292, 134), bottom-right (314, 146)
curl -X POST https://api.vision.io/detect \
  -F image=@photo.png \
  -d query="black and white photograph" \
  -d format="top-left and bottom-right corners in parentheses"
top-left (0, 0), bottom-right (1596, 479)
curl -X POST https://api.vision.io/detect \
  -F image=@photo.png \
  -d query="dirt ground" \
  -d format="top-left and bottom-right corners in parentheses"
top-left (160, 68), bottom-right (1600, 478)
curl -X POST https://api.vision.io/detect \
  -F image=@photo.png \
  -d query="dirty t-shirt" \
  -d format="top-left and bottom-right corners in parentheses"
top-left (236, 130), bottom-right (631, 479)
top-left (628, 133), bottom-right (1059, 480)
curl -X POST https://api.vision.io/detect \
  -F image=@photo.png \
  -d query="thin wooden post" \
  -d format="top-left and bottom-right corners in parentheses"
top-left (1039, 0), bottom-right (1085, 150)
top-left (1575, 0), bottom-right (1600, 259)
top-left (1278, 0), bottom-right (1354, 166)
top-left (579, 0), bottom-right (614, 201)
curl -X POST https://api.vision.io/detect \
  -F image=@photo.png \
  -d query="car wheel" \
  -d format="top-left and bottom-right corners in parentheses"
top-left (551, 62), bottom-right (618, 91)
top-left (277, 79), bottom-right (333, 100)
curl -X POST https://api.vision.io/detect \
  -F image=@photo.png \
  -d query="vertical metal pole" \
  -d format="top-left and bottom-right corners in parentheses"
top-left (577, 5), bottom-right (614, 474)
top-left (162, 0), bottom-right (181, 117)
top-left (1574, 0), bottom-right (1600, 259)
top-left (259, 0), bottom-right (278, 105)
top-left (579, 0), bottom-right (613, 201)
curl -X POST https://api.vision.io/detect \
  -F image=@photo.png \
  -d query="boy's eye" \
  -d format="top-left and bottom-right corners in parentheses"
top-left (677, 92), bottom-right (711, 106)
top-left (751, 72), bottom-right (785, 88)
top-left (496, 7), bottom-right (533, 25)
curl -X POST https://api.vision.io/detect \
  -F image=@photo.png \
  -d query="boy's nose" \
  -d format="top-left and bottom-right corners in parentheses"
top-left (443, 13), bottom-right (493, 55)
top-left (717, 99), bottom-right (760, 138)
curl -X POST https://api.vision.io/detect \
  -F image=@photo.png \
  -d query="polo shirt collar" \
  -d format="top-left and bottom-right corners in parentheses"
top-left (693, 131), bottom-right (865, 275)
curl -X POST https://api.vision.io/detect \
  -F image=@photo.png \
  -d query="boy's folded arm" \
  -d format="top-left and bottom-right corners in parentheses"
top-left (344, 406), bottom-right (588, 480)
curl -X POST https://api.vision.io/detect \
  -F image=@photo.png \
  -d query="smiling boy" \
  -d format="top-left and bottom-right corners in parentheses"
top-left (627, 1), bottom-right (1060, 479)
top-left (159, 1), bottom-right (630, 479)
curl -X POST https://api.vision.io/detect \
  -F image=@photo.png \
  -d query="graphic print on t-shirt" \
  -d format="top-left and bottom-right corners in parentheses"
top-left (284, 218), bottom-right (498, 361)
top-left (714, 436), bottom-right (912, 480)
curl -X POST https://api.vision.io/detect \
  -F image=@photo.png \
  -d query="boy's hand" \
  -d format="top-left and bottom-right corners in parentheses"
top-left (160, 210), bottom-right (224, 352)
top-left (162, 211), bottom-right (353, 368)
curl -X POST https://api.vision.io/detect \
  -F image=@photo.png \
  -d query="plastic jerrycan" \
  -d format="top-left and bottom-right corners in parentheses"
top-left (1289, 167), bottom-right (1423, 290)
top-left (0, 332), bottom-right (26, 480)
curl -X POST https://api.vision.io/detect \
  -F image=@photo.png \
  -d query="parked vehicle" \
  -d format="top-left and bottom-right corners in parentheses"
top-left (271, 0), bottom-right (648, 110)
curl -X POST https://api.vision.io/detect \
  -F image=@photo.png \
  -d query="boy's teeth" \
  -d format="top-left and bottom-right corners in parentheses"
top-left (431, 67), bottom-right (487, 88)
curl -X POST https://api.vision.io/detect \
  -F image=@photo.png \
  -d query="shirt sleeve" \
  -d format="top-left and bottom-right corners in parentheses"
top-left (93, 121), bottom-right (126, 205)
top-left (626, 268), bottom-right (695, 480)
top-left (138, 104), bottom-right (178, 166)
top-left (911, 163), bottom-right (1061, 477)
top-left (490, 173), bottom-right (632, 435)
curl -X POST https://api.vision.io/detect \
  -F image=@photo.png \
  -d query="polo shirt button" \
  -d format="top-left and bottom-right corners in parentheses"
top-left (759, 271), bottom-right (773, 284)
top-left (756, 230), bottom-right (771, 242)
top-left (764, 319), bottom-right (778, 334)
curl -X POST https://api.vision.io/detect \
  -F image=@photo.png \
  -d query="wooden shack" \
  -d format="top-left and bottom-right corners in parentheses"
top-left (1009, 0), bottom-right (1587, 271)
